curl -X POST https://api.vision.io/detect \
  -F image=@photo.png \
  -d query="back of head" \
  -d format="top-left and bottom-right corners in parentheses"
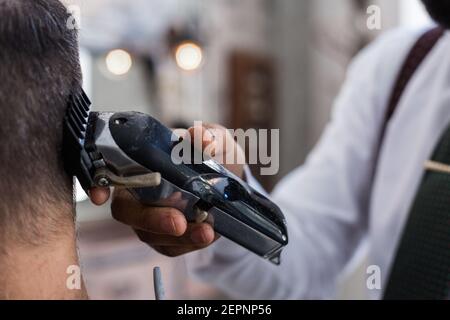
top-left (0, 0), bottom-right (81, 245)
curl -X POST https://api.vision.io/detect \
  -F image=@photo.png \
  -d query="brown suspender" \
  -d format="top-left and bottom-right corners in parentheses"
top-left (385, 27), bottom-right (445, 123)
top-left (370, 27), bottom-right (445, 190)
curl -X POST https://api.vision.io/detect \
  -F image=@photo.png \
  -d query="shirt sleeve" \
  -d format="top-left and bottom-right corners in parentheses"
top-left (184, 29), bottom-right (421, 299)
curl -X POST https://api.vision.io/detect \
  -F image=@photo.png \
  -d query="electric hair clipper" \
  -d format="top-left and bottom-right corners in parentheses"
top-left (63, 89), bottom-right (288, 264)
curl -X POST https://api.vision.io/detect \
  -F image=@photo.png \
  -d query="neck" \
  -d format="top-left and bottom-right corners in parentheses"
top-left (0, 207), bottom-right (87, 300)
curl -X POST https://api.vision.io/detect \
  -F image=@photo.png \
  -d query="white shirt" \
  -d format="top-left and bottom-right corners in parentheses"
top-left (184, 27), bottom-right (450, 299)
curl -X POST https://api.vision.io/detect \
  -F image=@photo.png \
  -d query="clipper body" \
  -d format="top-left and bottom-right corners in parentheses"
top-left (64, 91), bottom-right (288, 264)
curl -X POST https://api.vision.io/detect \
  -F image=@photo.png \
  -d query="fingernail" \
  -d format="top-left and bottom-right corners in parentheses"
top-left (160, 216), bottom-right (177, 234)
top-left (191, 228), bottom-right (208, 245)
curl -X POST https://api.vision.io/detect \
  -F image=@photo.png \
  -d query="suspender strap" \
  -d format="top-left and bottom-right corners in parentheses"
top-left (371, 27), bottom-right (445, 196)
top-left (385, 27), bottom-right (445, 122)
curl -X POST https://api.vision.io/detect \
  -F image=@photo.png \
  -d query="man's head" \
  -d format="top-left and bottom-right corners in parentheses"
top-left (0, 0), bottom-right (81, 245)
top-left (422, 0), bottom-right (450, 29)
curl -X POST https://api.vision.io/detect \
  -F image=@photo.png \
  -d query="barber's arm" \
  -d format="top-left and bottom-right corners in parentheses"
top-left (90, 32), bottom-right (402, 299)
top-left (179, 44), bottom-right (385, 299)
top-left (178, 31), bottom-right (418, 300)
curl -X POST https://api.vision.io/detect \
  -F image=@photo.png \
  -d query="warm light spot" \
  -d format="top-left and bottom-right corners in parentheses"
top-left (105, 49), bottom-right (133, 76)
top-left (175, 42), bottom-right (203, 71)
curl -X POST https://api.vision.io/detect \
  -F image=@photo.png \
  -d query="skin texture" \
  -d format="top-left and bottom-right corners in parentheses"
top-left (0, 203), bottom-right (87, 299)
top-left (93, 123), bottom-right (245, 256)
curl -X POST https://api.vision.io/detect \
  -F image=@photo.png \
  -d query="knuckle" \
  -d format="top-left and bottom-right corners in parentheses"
top-left (165, 207), bottom-right (181, 217)
top-left (155, 207), bottom-right (179, 221)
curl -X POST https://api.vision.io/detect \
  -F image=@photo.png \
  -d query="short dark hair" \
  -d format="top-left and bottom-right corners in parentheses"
top-left (422, 0), bottom-right (450, 29)
top-left (0, 0), bottom-right (81, 244)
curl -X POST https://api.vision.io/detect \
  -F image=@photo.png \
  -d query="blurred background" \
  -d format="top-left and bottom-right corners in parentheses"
top-left (70, 0), bottom-right (432, 299)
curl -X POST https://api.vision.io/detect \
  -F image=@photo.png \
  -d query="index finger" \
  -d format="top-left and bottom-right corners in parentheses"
top-left (111, 189), bottom-right (188, 236)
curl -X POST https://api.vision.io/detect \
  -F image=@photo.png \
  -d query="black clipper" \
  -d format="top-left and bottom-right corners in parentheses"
top-left (63, 89), bottom-right (288, 264)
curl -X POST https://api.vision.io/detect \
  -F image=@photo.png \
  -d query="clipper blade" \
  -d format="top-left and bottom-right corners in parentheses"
top-left (63, 88), bottom-right (95, 191)
top-left (66, 89), bottom-right (91, 142)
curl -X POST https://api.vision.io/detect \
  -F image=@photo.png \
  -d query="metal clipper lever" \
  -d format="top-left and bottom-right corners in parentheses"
top-left (94, 168), bottom-right (162, 189)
